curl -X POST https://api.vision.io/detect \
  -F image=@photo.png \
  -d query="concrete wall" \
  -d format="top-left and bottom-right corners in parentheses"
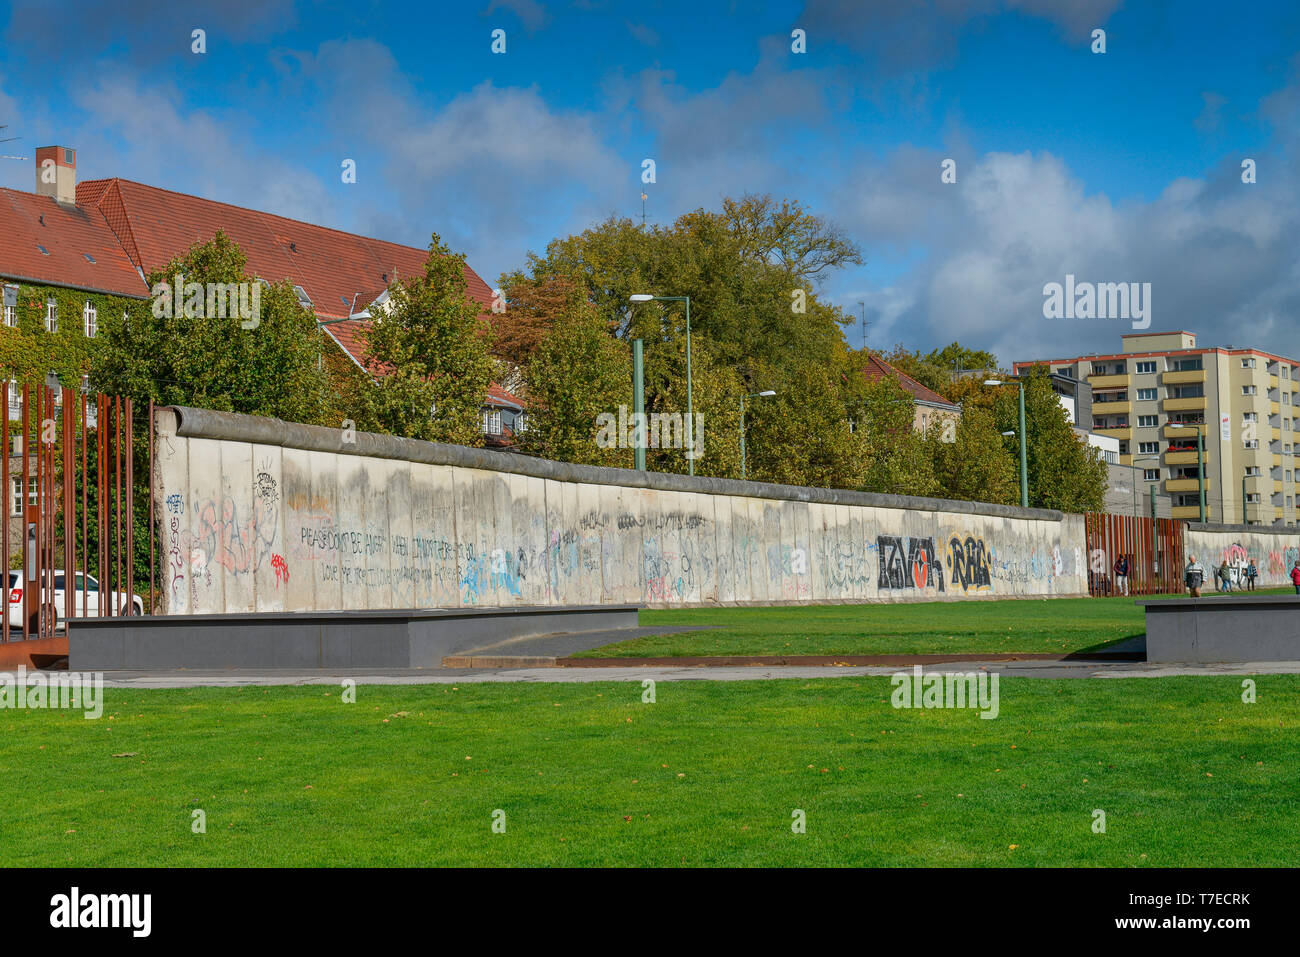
top-left (154, 407), bottom-right (1089, 614)
top-left (1185, 523), bottom-right (1300, 587)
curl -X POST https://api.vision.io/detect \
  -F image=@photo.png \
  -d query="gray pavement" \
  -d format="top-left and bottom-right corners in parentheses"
top-left (85, 657), bottom-right (1300, 688)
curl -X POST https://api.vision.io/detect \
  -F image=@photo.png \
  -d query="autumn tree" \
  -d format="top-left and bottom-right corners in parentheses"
top-left (359, 233), bottom-right (497, 445)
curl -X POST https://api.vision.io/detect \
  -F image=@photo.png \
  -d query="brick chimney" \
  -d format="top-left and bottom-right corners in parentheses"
top-left (35, 146), bottom-right (76, 206)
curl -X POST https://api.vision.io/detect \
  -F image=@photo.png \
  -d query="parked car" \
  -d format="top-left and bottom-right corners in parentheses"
top-left (6, 569), bottom-right (144, 630)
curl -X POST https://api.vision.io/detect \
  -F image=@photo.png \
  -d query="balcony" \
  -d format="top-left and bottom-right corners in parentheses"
top-left (1272, 402), bottom-right (1282, 415)
top-left (1172, 505), bottom-right (1208, 520)
top-left (1091, 400), bottom-right (1131, 415)
top-left (1093, 426), bottom-right (1131, 441)
top-left (1163, 369), bottom-right (1206, 385)
top-left (1271, 375), bottom-right (1280, 389)
top-left (1165, 450), bottom-right (1207, 465)
top-left (1163, 395), bottom-right (1207, 412)
top-left (1164, 423), bottom-right (1202, 439)
top-left (1088, 373), bottom-right (1130, 389)
top-left (1166, 477), bottom-right (1211, 493)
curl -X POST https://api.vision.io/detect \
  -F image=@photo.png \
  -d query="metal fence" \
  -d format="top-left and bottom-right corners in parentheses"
top-left (1084, 511), bottom-right (1185, 597)
top-left (1, 384), bottom-right (139, 642)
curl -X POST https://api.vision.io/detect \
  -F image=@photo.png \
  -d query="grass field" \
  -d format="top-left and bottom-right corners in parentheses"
top-left (574, 587), bottom-right (1294, 658)
top-left (2, 675), bottom-right (1296, 867)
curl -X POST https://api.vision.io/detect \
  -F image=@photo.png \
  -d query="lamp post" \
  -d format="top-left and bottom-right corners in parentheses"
top-left (985, 377), bottom-right (1029, 508)
top-left (1197, 424), bottom-right (1206, 522)
top-left (630, 294), bottom-right (693, 475)
top-left (1134, 455), bottom-right (1161, 585)
top-left (739, 390), bottom-right (776, 480)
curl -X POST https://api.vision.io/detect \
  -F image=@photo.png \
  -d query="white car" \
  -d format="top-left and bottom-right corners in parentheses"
top-left (6, 569), bottom-right (145, 629)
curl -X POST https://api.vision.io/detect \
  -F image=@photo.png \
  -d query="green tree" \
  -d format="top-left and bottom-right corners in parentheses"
top-left (926, 405), bottom-right (1019, 504)
top-left (93, 230), bottom-right (331, 423)
top-left (988, 367), bottom-right (1108, 512)
top-left (521, 311), bottom-right (632, 467)
top-left (359, 233), bottom-right (497, 445)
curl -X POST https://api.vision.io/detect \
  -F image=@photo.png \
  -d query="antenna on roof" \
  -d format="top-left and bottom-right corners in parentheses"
top-left (0, 124), bottom-right (25, 161)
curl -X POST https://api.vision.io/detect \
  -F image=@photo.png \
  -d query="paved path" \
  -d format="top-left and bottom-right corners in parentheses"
top-left (88, 658), bottom-right (1300, 688)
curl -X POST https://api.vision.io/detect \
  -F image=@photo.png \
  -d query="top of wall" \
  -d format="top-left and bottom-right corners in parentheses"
top-left (158, 406), bottom-right (1068, 523)
top-left (1186, 522), bottom-right (1300, 538)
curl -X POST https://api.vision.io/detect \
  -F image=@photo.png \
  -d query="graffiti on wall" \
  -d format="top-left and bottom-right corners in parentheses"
top-left (877, 536), bottom-right (945, 592)
top-left (946, 533), bottom-right (992, 592)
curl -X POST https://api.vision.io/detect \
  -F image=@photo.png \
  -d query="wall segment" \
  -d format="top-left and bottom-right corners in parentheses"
top-left (154, 407), bottom-right (1089, 614)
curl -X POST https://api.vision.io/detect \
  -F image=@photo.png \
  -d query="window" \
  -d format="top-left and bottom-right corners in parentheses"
top-left (1138, 415), bottom-right (1158, 428)
top-left (1136, 388), bottom-right (1157, 401)
top-left (9, 476), bottom-right (36, 516)
top-left (1135, 361), bottom-right (1156, 374)
top-left (1172, 385), bottom-right (1203, 398)
top-left (83, 301), bottom-right (97, 338)
top-left (1143, 469), bottom-right (1160, 481)
top-left (481, 409), bottom-right (502, 435)
top-left (1091, 363), bottom-right (1107, 376)
top-left (1173, 357), bottom-right (1203, 371)
top-left (515, 413), bottom-right (527, 434)
top-left (45, 298), bottom-right (57, 333)
top-left (1246, 493), bottom-right (1262, 504)
top-left (1243, 385), bottom-right (1257, 396)
top-left (1245, 439), bottom-right (1260, 449)
top-left (1243, 412), bottom-right (1258, 422)
top-left (1242, 358), bottom-right (1257, 369)
top-left (1138, 441), bottom-right (1159, 454)
top-left (1246, 466), bottom-right (1262, 477)
top-left (2, 285), bottom-right (16, 327)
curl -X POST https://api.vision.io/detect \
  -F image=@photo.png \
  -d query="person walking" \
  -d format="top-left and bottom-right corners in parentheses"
top-left (1247, 559), bottom-right (1259, 591)
top-left (1218, 558), bottom-right (1233, 593)
top-left (1114, 554), bottom-right (1130, 596)
top-left (1290, 560), bottom-right (1300, 595)
top-left (1185, 555), bottom-right (1205, 598)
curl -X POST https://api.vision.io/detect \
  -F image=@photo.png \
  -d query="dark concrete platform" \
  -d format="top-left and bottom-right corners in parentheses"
top-left (1139, 595), bottom-right (1300, 662)
top-left (67, 605), bottom-right (641, 671)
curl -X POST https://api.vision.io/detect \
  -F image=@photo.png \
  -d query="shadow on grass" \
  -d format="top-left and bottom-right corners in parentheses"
top-left (1065, 632), bottom-right (1147, 659)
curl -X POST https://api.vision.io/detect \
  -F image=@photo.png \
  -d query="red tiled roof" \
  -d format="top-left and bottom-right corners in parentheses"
top-left (76, 177), bottom-right (496, 362)
top-left (0, 187), bottom-right (148, 297)
top-left (862, 353), bottom-right (959, 408)
top-left (486, 383), bottom-right (523, 409)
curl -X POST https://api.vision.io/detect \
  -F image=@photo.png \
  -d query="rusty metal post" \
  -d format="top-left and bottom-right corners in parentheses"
top-left (114, 396), bottom-right (122, 617)
top-left (63, 387), bottom-right (74, 624)
top-left (125, 397), bottom-right (133, 615)
top-left (81, 390), bottom-right (87, 619)
top-left (97, 393), bottom-right (106, 619)
top-left (21, 384), bottom-right (29, 640)
top-left (148, 399), bottom-right (154, 616)
top-left (2, 381), bottom-right (8, 644)
top-left (34, 386), bottom-right (42, 638)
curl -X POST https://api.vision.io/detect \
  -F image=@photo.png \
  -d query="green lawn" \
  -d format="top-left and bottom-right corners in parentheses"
top-left (574, 588), bottom-right (1294, 658)
top-left (2, 676), bottom-right (1296, 866)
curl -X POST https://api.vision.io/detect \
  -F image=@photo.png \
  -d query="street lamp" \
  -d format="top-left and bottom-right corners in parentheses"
top-left (740, 390), bottom-right (776, 480)
top-left (1134, 455), bottom-right (1161, 581)
top-left (630, 294), bottom-right (694, 475)
top-left (986, 378), bottom-right (1029, 508)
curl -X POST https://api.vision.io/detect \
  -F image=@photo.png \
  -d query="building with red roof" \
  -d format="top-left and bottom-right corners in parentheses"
top-left (1, 145), bottom-right (525, 446)
top-left (861, 352), bottom-right (962, 433)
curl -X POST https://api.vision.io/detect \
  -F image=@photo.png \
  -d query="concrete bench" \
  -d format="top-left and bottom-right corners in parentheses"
top-left (1138, 596), bottom-right (1300, 662)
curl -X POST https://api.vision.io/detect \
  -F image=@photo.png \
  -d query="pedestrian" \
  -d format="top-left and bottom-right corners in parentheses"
top-left (1185, 555), bottom-right (1205, 598)
top-left (1290, 560), bottom-right (1300, 595)
top-left (1218, 559), bottom-right (1233, 593)
top-left (1247, 559), bottom-right (1258, 591)
top-left (1114, 554), bottom-right (1130, 596)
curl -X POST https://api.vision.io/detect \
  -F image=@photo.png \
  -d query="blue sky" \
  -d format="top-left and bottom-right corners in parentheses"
top-left (2, 0), bottom-right (1298, 363)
